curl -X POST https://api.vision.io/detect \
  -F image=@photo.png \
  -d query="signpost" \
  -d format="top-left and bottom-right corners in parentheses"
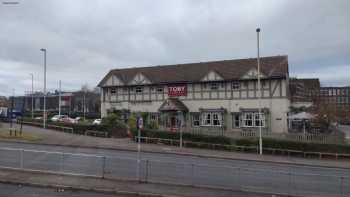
top-left (136, 115), bottom-right (143, 182)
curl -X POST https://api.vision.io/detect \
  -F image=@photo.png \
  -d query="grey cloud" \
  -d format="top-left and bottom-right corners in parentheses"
top-left (0, 0), bottom-right (349, 96)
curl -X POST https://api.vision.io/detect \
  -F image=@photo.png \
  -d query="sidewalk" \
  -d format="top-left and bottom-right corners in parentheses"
top-left (0, 168), bottom-right (287, 197)
top-left (1, 123), bottom-right (350, 169)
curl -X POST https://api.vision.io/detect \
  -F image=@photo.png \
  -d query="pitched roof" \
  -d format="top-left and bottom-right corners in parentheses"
top-left (98, 55), bottom-right (288, 87)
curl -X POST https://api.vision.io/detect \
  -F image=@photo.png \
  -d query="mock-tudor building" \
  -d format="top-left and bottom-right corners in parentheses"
top-left (98, 55), bottom-right (291, 134)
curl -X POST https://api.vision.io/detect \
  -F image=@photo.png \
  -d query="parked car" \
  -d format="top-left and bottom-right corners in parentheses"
top-left (92, 119), bottom-right (101, 125)
top-left (51, 115), bottom-right (68, 122)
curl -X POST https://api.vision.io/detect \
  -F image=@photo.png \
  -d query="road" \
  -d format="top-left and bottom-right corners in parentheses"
top-left (0, 141), bottom-right (349, 197)
top-left (0, 183), bottom-right (124, 197)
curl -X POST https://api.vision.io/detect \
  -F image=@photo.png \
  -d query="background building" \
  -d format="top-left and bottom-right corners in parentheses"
top-left (99, 55), bottom-right (291, 135)
top-left (10, 90), bottom-right (100, 118)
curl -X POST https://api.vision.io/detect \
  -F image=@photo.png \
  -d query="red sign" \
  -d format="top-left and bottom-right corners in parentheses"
top-left (168, 85), bottom-right (187, 97)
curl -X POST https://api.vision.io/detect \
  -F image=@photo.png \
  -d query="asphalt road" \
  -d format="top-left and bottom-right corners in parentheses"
top-left (0, 141), bottom-right (349, 197)
top-left (0, 183), bottom-right (124, 197)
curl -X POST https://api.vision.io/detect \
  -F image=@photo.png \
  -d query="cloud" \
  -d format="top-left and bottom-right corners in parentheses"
top-left (0, 0), bottom-right (349, 96)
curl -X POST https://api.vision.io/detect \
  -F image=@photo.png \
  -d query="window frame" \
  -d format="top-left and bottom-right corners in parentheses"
top-left (192, 113), bottom-right (200, 127)
top-left (135, 86), bottom-right (143, 93)
top-left (232, 81), bottom-right (240, 90)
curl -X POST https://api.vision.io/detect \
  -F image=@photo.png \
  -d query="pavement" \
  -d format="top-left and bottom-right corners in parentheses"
top-left (0, 168), bottom-right (284, 197)
top-left (1, 123), bottom-right (350, 170)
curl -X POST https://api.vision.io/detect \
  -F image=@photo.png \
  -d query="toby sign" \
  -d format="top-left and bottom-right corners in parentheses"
top-left (168, 84), bottom-right (187, 97)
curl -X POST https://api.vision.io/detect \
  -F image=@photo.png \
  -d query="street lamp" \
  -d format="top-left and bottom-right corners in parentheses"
top-left (40, 48), bottom-right (47, 129)
top-left (30, 73), bottom-right (34, 119)
top-left (256, 28), bottom-right (263, 155)
top-left (59, 80), bottom-right (61, 116)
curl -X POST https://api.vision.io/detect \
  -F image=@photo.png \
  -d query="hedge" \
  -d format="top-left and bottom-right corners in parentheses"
top-left (20, 117), bottom-right (127, 137)
top-left (131, 128), bottom-right (233, 145)
top-left (131, 128), bottom-right (350, 154)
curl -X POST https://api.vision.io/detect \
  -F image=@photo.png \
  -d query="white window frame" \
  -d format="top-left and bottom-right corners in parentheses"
top-left (210, 83), bottom-right (219, 90)
top-left (232, 81), bottom-right (240, 90)
top-left (192, 113), bottom-right (200, 127)
top-left (232, 113), bottom-right (240, 128)
top-left (201, 112), bottom-right (222, 127)
top-left (110, 88), bottom-right (116, 94)
top-left (242, 112), bottom-right (265, 128)
top-left (135, 86), bottom-right (143, 93)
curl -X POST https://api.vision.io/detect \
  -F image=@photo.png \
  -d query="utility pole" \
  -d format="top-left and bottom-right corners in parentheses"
top-left (59, 80), bottom-right (61, 116)
top-left (256, 28), bottom-right (263, 155)
top-left (30, 73), bottom-right (34, 119)
top-left (40, 48), bottom-right (47, 129)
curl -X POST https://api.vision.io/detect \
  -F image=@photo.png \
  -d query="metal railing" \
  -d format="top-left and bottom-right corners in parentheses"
top-left (137, 136), bottom-right (350, 160)
top-left (0, 147), bottom-right (348, 197)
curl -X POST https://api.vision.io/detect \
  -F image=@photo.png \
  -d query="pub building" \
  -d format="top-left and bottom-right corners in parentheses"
top-left (98, 55), bottom-right (291, 135)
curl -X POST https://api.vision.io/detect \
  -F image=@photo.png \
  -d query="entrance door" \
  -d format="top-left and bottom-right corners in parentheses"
top-left (170, 116), bottom-right (177, 128)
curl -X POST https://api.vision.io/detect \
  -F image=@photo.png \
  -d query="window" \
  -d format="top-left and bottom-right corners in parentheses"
top-left (135, 86), bottom-right (143, 93)
top-left (210, 83), bottom-right (218, 90)
top-left (254, 113), bottom-right (265, 127)
top-left (232, 113), bottom-right (240, 128)
top-left (213, 113), bottom-right (220, 126)
top-left (243, 113), bottom-right (253, 127)
top-left (123, 87), bottom-right (128, 92)
top-left (232, 81), bottom-right (240, 90)
top-left (150, 113), bottom-right (157, 121)
top-left (110, 88), bottom-right (116, 94)
top-left (203, 113), bottom-right (212, 125)
top-left (242, 112), bottom-right (265, 127)
top-left (201, 112), bottom-right (222, 126)
top-left (192, 113), bottom-right (200, 127)
top-left (157, 86), bottom-right (163, 92)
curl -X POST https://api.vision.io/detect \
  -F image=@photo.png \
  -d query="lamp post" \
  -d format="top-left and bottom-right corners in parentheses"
top-left (177, 110), bottom-right (183, 148)
top-left (40, 48), bottom-right (47, 129)
top-left (256, 28), bottom-right (263, 155)
top-left (59, 80), bottom-right (61, 116)
top-left (30, 73), bottom-right (34, 119)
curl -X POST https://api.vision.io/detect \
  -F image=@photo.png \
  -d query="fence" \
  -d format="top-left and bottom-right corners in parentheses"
top-left (138, 136), bottom-right (350, 160)
top-left (186, 127), bottom-right (346, 144)
top-left (0, 147), bottom-right (348, 197)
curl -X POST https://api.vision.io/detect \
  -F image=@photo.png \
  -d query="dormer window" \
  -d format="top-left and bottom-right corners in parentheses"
top-left (232, 81), bottom-right (240, 90)
top-left (210, 83), bottom-right (218, 90)
top-left (135, 86), bottom-right (143, 93)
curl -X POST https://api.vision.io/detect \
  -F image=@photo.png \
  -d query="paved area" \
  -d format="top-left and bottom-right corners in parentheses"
top-left (0, 182), bottom-right (123, 197)
top-left (0, 168), bottom-right (280, 197)
top-left (2, 123), bottom-right (350, 169)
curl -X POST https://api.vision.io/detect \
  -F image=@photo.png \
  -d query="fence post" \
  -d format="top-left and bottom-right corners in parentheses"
top-left (237, 167), bottom-right (241, 190)
top-left (20, 149), bottom-right (24, 169)
top-left (145, 160), bottom-right (149, 183)
top-left (60, 152), bottom-right (64, 172)
top-left (288, 172), bottom-right (292, 196)
top-left (102, 156), bottom-right (106, 179)
top-left (340, 176), bottom-right (344, 197)
top-left (190, 163), bottom-right (195, 186)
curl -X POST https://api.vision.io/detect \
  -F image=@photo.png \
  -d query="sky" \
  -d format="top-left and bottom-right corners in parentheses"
top-left (0, 0), bottom-right (349, 96)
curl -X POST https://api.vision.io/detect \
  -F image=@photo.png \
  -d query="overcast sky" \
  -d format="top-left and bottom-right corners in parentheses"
top-left (0, 0), bottom-right (349, 96)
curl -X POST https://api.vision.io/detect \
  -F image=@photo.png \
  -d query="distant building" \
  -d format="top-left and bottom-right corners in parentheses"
top-left (10, 90), bottom-right (100, 118)
top-left (319, 86), bottom-right (350, 109)
top-left (0, 96), bottom-right (8, 107)
top-left (98, 55), bottom-right (291, 134)
top-left (289, 78), bottom-right (320, 108)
